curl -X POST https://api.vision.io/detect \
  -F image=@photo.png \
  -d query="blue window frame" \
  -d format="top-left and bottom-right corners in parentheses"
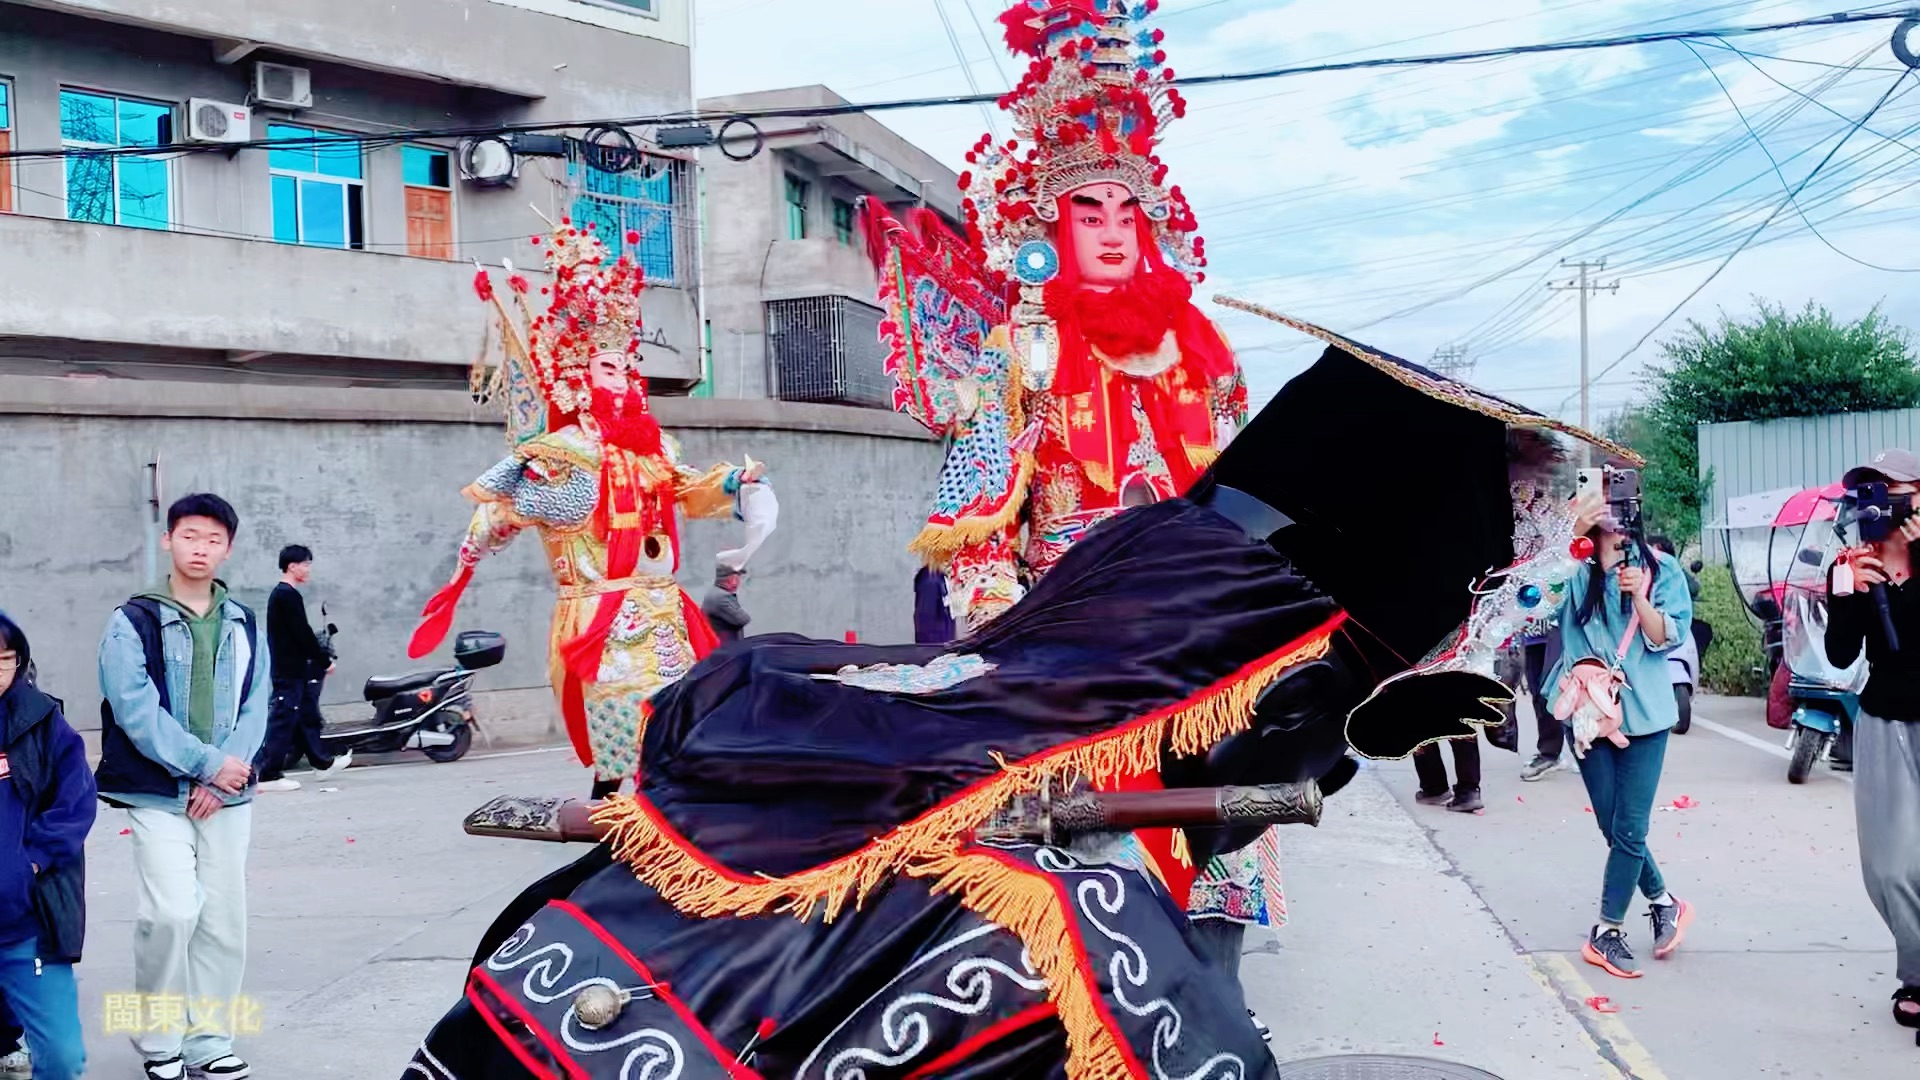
top-left (59, 89), bottom-right (171, 229)
top-left (569, 155), bottom-right (684, 286)
top-left (268, 123), bottom-right (365, 248)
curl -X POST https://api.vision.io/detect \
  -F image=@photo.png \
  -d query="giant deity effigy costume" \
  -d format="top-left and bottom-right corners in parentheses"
top-left (408, 218), bottom-right (773, 793)
top-left (871, 0), bottom-right (1269, 946)
top-left (405, 284), bottom-right (1638, 1077)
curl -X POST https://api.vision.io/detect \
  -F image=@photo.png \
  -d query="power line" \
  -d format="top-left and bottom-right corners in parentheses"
top-left (1560, 66), bottom-right (1917, 413)
top-left (3, 7), bottom-right (1913, 163)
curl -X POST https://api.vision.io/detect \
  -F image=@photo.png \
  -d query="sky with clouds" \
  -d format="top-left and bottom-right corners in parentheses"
top-left (691, 0), bottom-right (1920, 426)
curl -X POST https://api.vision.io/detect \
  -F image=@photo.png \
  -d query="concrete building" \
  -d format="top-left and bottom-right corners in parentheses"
top-left (0, 0), bottom-right (702, 388)
top-left (698, 85), bottom-right (965, 402)
top-left (0, 6), bottom-right (942, 730)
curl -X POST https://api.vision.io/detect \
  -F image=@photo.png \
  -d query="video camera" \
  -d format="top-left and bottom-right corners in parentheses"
top-left (1843, 481), bottom-right (1915, 544)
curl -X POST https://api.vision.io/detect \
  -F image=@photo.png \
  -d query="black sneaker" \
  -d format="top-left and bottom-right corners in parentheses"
top-left (1582, 926), bottom-right (1642, 979)
top-left (143, 1058), bottom-right (185, 1080)
top-left (1446, 788), bottom-right (1484, 813)
top-left (1648, 898), bottom-right (1694, 959)
top-left (190, 1055), bottom-right (251, 1080)
top-left (1520, 755), bottom-right (1561, 782)
top-left (1414, 789), bottom-right (1452, 805)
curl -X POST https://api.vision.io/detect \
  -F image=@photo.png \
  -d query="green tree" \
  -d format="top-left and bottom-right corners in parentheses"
top-left (1631, 300), bottom-right (1920, 539)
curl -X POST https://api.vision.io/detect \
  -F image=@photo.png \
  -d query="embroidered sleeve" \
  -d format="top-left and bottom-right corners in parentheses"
top-left (944, 535), bottom-right (1025, 633)
top-left (456, 499), bottom-right (524, 570)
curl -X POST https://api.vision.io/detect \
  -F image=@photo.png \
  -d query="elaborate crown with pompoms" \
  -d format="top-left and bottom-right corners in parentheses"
top-left (471, 216), bottom-right (647, 426)
top-left (961, 0), bottom-right (1203, 283)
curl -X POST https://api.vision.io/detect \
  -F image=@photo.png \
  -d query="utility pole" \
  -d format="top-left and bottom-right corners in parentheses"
top-left (1549, 258), bottom-right (1619, 454)
top-left (1429, 344), bottom-right (1474, 380)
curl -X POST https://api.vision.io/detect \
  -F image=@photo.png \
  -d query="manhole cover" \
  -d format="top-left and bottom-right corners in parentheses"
top-left (1276, 1055), bottom-right (1505, 1080)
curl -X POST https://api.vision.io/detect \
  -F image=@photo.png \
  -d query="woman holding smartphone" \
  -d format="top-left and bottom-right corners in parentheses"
top-left (1826, 450), bottom-right (1920, 1036)
top-left (1552, 494), bottom-right (1696, 980)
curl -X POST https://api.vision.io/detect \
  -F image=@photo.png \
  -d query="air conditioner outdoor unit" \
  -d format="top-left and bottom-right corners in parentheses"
top-left (253, 62), bottom-right (312, 109)
top-left (185, 99), bottom-right (251, 144)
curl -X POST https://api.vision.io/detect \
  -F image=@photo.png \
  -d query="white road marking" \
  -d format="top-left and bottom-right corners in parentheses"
top-left (1693, 713), bottom-right (1853, 782)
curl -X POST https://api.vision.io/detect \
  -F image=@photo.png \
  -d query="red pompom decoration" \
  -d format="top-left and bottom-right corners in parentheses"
top-left (1162, 68), bottom-right (1176, 81)
top-left (625, 229), bottom-right (640, 244)
top-left (507, 274), bottom-right (530, 295)
top-left (472, 270), bottom-right (494, 302)
top-left (1570, 536), bottom-right (1596, 561)
top-left (1153, 50), bottom-right (1167, 65)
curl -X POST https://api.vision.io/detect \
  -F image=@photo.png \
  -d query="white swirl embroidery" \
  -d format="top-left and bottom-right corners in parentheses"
top-left (1033, 845), bottom-right (1251, 1080)
top-left (485, 920), bottom-right (689, 1080)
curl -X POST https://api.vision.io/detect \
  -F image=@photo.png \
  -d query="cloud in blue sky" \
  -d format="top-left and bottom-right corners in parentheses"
top-left (695, 0), bottom-right (1920, 425)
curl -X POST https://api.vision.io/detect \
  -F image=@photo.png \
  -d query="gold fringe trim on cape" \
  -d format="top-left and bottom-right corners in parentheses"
top-left (1185, 444), bottom-right (1220, 471)
top-left (916, 851), bottom-right (1138, 1080)
top-left (591, 622), bottom-right (1340, 925)
top-left (907, 452), bottom-right (1037, 565)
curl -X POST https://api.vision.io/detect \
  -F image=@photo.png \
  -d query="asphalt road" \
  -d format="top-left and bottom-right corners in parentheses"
top-left (61, 693), bottom-right (1909, 1079)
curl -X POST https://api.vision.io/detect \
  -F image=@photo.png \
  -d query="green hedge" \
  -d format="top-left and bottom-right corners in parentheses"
top-left (1696, 564), bottom-right (1766, 696)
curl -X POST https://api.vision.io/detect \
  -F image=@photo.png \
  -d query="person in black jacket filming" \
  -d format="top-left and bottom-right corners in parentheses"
top-left (1826, 448), bottom-right (1920, 1039)
top-left (0, 609), bottom-right (97, 1080)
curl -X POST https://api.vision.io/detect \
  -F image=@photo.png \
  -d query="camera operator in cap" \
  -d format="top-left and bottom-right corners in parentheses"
top-left (1827, 447), bottom-right (1920, 1037)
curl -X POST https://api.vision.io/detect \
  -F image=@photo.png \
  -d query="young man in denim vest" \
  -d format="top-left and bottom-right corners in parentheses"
top-left (97, 494), bottom-right (270, 1080)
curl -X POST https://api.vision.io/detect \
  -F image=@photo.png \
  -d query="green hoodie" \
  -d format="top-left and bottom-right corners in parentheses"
top-left (139, 580), bottom-right (229, 744)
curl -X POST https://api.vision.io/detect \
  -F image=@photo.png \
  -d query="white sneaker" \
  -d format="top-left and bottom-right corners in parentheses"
top-left (257, 777), bottom-right (302, 792)
top-left (317, 749), bottom-right (353, 777)
top-left (0, 1047), bottom-right (32, 1079)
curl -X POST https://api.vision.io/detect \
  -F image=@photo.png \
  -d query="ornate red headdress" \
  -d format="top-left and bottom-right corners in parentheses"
top-left (471, 217), bottom-right (648, 438)
top-left (963, 0), bottom-right (1204, 285)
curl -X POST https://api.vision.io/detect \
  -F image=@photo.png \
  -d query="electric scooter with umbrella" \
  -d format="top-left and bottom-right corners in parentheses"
top-left (1710, 483), bottom-right (1866, 782)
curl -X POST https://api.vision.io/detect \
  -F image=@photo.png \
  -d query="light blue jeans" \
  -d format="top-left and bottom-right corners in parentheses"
top-left (0, 936), bottom-right (85, 1079)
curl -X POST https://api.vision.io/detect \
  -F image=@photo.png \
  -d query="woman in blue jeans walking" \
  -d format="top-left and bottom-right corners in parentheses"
top-left (1550, 512), bottom-right (1697, 979)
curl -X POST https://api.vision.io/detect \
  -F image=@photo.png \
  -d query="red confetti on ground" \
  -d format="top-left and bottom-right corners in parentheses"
top-left (1585, 996), bottom-right (1620, 1014)
top-left (1432, 1033), bottom-right (1445, 1046)
top-left (119, 828), bottom-right (131, 836)
top-left (346, 837), bottom-right (357, 844)
top-left (1583, 806), bottom-right (1594, 813)
top-left (1671, 794), bottom-right (1699, 809)
top-left (1516, 795), bottom-right (1525, 803)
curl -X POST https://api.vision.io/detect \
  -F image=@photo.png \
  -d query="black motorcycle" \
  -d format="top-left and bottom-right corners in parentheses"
top-left (319, 630), bottom-right (503, 764)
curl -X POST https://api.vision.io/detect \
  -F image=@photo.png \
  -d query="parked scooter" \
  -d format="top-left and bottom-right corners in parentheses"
top-left (1778, 548), bottom-right (1867, 784)
top-left (1669, 630), bottom-right (1699, 735)
top-left (319, 630), bottom-right (504, 763)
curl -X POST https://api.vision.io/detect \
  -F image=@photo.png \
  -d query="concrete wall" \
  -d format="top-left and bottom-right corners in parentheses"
top-left (0, 375), bottom-right (941, 727)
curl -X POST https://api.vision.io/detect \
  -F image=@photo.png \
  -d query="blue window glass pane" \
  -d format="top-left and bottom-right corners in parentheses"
top-left (117, 99), bottom-right (168, 148)
top-left (402, 146), bottom-right (449, 187)
top-left (635, 207), bottom-right (673, 281)
top-left (299, 178), bottom-right (345, 247)
top-left (118, 155), bottom-right (170, 229)
top-left (268, 123), bottom-right (315, 174)
top-left (271, 174), bottom-right (298, 244)
top-left (60, 91), bottom-right (116, 144)
top-left (0, 83), bottom-right (11, 129)
top-left (65, 155), bottom-right (114, 222)
top-left (315, 138), bottom-right (361, 180)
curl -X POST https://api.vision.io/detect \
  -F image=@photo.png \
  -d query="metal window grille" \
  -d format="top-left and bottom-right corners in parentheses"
top-left (767, 296), bottom-right (889, 408)
top-left (567, 150), bottom-right (696, 289)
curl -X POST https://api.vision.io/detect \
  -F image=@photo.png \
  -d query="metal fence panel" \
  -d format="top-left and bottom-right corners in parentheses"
top-left (1698, 408), bottom-right (1920, 555)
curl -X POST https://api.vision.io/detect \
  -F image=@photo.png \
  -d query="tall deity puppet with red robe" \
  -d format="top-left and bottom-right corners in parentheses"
top-left (875, 0), bottom-right (1246, 633)
top-left (409, 218), bottom-right (774, 797)
top-left (871, 0), bottom-right (1279, 947)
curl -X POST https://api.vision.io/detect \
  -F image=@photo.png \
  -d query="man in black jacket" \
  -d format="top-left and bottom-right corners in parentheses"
top-left (0, 610), bottom-right (96, 1080)
top-left (256, 545), bottom-right (346, 791)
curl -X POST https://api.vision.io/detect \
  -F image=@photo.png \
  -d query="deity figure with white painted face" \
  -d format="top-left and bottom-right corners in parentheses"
top-left (408, 219), bottom-right (772, 799)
